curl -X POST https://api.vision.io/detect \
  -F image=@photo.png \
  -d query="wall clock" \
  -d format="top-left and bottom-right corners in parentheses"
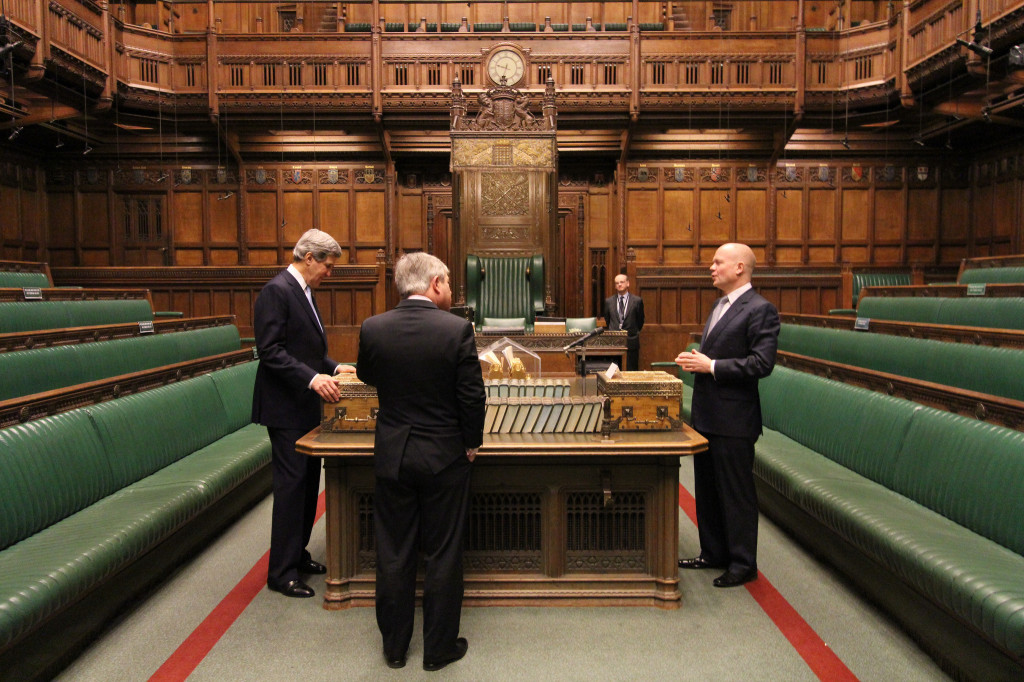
top-left (487, 47), bottom-right (525, 86)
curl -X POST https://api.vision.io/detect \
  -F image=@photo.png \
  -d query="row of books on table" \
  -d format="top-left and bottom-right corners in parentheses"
top-left (484, 378), bottom-right (573, 399)
top-left (484, 396), bottom-right (605, 434)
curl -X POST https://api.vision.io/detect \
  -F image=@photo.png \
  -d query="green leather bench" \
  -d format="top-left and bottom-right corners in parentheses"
top-left (777, 323), bottom-right (1024, 403)
top-left (0, 299), bottom-right (154, 334)
top-left (0, 361), bottom-right (271, 681)
top-left (959, 267), bottom-right (1024, 284)
top-left (754, 368), bottom-right (1024, 680)
top-left (857, 296), bottom-right (1024, 331)
top-left (0, 271), bottom-right (51, 288)
top-left (0, 324), bottom-right (241, 401)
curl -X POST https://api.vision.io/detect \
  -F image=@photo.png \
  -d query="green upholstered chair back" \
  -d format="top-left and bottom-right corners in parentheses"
top-left (465, 254), bottom-right (545, 330)
top-left (481, 317), bottom-right (527, 330)
top-left (565, 317), bottom-right (597, 333)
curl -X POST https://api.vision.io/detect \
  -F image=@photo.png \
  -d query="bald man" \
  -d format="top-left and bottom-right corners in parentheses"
top-left (675, 243), bottom-right (779, 588)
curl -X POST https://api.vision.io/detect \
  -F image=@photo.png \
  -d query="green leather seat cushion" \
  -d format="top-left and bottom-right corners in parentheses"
top-left (0, 362), bottom-right (268, 650)
top-left (857, 296), bottom-right (1024, 331)
top-left (778, 324), bottom-right (1024, 403)
top-left (0, 272), bottom-right (50, 288)
top-left (0, 300), bottom-right (153, 334)
top-left (959, 267), bottom-right (1024, 284)
top-left (755, 430), bottom-right (1024, 656)
top-left (0, 425), bottom-right (270, 650)
top-left (753, 367), bottom-right (1024, 655)
top-left (0, 325), bottom-right (242, 401)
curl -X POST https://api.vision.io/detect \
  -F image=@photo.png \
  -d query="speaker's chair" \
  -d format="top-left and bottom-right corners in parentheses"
top-left (466, 254), bottom-right (545, 332)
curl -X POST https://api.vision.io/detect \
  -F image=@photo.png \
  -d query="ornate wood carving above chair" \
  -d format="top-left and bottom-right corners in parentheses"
top-left (449, 53), bottom-right (557, 312)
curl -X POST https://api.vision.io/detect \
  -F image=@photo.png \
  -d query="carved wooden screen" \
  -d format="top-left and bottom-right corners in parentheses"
top-left (449, 75), bottom-right (558, 305)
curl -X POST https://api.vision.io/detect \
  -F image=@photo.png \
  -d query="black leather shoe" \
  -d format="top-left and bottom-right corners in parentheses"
top-left (298, 558), bottom-right (326, 575)
top-left (678, 556), bottom-right (725, 570)
top-left (423, 637), bottom-right (468, 672)
top-left (385, 653), bottom-right (407, 669)
top-left (713, 567), bottom-right (758, 588)
top-left (267, 578), bottom-right (315, 598)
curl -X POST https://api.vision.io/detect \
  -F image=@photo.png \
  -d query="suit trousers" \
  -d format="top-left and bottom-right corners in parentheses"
top-left (374, 454), bottom-right (472, 661)
top-left (267, 427), bottom-right (322, 585)
top-left (692, 432), bottom-right (758, 573)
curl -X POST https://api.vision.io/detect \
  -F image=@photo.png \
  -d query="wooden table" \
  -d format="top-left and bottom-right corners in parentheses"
top-left (298, 421), bottom-right (707, 610)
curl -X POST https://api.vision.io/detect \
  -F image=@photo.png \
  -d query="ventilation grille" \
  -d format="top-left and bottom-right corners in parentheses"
top-left (565, 491), bottom-right (646, 572)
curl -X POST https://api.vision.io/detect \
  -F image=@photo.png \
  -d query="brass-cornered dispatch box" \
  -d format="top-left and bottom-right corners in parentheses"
top-left (597, 370), bottom-right (683, 431)
top-left (321, 374), bottom-right (379, 432)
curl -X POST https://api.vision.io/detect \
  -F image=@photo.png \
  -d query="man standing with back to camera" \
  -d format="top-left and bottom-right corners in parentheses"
top-left (252, 228), bottom-right (351, 599)
top-left (675, 243), bottom-right (779, 588)
top-left (357, 252), bottom-right (486, 672)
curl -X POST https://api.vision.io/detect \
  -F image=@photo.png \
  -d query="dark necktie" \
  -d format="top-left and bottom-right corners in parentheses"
top-left (618, 296), bottom-right (626, 329)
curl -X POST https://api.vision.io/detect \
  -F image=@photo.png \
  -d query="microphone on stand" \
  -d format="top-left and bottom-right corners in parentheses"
top-left (563, 327), bottom-right (604, 355)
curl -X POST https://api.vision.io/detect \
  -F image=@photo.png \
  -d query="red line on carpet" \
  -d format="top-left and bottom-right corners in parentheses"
top-left (149, 491), bottom-right (327, 682)
top-left (679, 483), bottom-right (859, 682)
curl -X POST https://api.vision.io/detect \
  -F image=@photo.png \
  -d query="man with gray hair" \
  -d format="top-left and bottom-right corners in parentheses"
top-left (253, 228), bottom-right (351, 599)
top-left (357, 252), bottom-right (486, 671)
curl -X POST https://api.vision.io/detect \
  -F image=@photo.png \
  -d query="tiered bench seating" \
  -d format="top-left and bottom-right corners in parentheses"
top-left (0, 352), bottom-right (270, 681)
top-left (0, 261), bottom-right (52, 288)
top-left (958, 255), bottom-right (1024, 285)
top-left (661, 324), bottom-right (1024, 679)
top-left (0, 270), bottom-right (271, 679)
top-left (0, 316), bottom-right (242, 401)
top-left (0, 287), bottom-right (154, 334)
top-left (855, 283), bottom-right (1024, 330)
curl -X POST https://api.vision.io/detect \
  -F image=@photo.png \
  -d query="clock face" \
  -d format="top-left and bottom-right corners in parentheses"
top-left (488, 48), bottom-right (525, 85)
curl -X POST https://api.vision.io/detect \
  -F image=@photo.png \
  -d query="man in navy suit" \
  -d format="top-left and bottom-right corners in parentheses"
top-left (252, 229), bottom-right (351, 599)
top-left (603, 273), bottom-right (645, 370)
top-left (675, 243), bottom-right (779, 588)
top-left (357, 252), bottom-right (486, 672)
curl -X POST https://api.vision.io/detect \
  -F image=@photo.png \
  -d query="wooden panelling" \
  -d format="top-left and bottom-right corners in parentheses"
top-left (398, 193), bottom-right (422, 250)
top-left (736, 190), bottom-right (765, 242)
top-left (908, 190), bottom-right (937, 241)
top-left (874, 189), bottom-right (903, 243)
top-left (699, 191), bottom-right (731, 242)
top-left (589, 192), bottom-right (611, 246)
top-left (776, 190), bottom-right (803, 240)
top-left (319, 191), bottom-right (351, 249)
top-left (283, 192), bottom-right (313, 243)
top-left (0, 187), bottom-right (18, 241)
top-left (247, 193), bottom-right (278, 243)
top-left (173, 192), bottom-right (204, 243)
top-left (841, 189), bottom-right (869, 240)
top-left (808, 190), bottom-right (835, 241)
top-left (663, 190), bottom-right (694, 243)
top-left (209, 194), bottom-right (239, 244)
top-left (80, 193), bottom-right (110, 244)
top-left (354, 191), bottom-right (386, 243)
top-left (626, 190), bottom-right (658, 241)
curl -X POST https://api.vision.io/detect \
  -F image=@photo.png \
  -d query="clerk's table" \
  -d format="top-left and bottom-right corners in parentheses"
top-left (297, 395), bottom-right (707, 610)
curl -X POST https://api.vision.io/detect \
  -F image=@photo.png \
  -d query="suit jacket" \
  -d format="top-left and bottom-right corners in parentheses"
top-left (251, 268), bottom-right (339, 431)
top-left (357, 299), bottom-right (486, 480)
top-left (690, 288), bottom-right (779, 439)
top-left (604, 294), bottom-right (645, 350)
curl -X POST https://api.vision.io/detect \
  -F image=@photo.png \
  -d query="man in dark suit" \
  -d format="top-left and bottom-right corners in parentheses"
top-left (604, 273), bottom-right (645, 370)
top-left (252, 229), bottom-right (350, 599)
top-left (675, 243), bottom-right (779, 588)
top-left (357, 252), bottom-right (486, 672)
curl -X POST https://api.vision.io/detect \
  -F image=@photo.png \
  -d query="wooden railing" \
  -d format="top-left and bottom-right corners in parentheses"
top-left (50, 264), bottom-right (388, 358)
top-left (7, 0), bottom-right (1020, 118)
